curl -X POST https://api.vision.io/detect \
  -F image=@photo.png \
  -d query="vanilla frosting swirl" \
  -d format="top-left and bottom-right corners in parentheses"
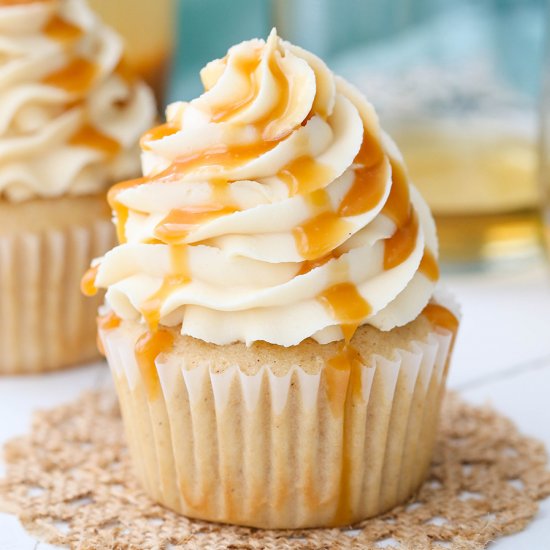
top-left (92, 30), bottom-right (440, 346)
top-left (0, 0), bottom-right (155, 202)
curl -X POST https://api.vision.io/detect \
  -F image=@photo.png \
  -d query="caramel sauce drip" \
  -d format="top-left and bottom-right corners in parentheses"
top-left (168, 139), bottom-right (278, 175)
top-left (338, 132), bottom-right (387, 217)
top-left (154, 205), bottom-right (237, 244)
top-left (135, 329), bottom-right (174, 401)
top-left (43, 57), bottom-right (97, 95)
top-left (278, 155), bottom-right (334, 196)
top-left (419, 248), bottom-right (440, 282)
top-left (43, 15), bottom-right (82, 43)
top-left (141, 123), bottom-right (180, 150)
top-left (254, 51), bottom-right (292, 141)
top-left (96, 310), bottom-right (121, 355)
top-left (297, 251), bottom-right (339, 275)
top-left (293, 211), bottom-right (352, 261)
top-left (290, 129), bottom-right (390, 262)
top-left (328, 335), bottom-right (365, 526)
top-left (80, 265), bottom-right (98, 296)
top-left (383, 210), bottom-right (419, 271)
top-left (210, 54), bottom-right (261, 123)
top-left (108, 137), bottom-right (275, 244)
top-left (422, 303), bottom-right (459, 335)
top-left (316, 279), bottom-right (374, 525)
top-left (140, 244), bottom-right (189, 332)
top-left (318, 282), bottom-right (372, 327)
top-left (70, 124), bottom-right (121, 156)
top-left (324, 342), bottom-right (363, 414)
top-left (382, 158), bottom-right (411, 229)
top-left (114, 58), bottom-right (137, 84)
top-left (107, 176), bottom-right (147, 243)
top-left (97, 310), bottom-right (121, 331)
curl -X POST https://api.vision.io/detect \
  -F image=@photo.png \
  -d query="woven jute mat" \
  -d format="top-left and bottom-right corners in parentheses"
top-left (1, 390), bottom-right (549, 550)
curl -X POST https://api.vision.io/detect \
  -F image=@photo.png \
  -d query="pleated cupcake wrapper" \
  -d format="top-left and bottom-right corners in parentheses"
top-left (0, 221), bottom-right (114, 374)
top-left (101, 322), bottom-right (453, 529)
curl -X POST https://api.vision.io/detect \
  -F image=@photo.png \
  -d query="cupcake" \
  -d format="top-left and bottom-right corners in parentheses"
top-left (0, 0), bottom-right (155, 374)
top-left (88, 30), bottom-right (459, 528)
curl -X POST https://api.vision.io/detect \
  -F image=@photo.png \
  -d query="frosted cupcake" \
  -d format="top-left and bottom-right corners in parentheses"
top-left (87, 30), bottom-right (459, 528)
top-left (0, 0), bottom-right (155, 374)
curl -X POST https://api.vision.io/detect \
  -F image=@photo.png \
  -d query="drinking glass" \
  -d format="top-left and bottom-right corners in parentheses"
top-left (541, 1), bottom-right (550, 259)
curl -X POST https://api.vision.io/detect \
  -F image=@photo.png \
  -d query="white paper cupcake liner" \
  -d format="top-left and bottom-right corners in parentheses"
top-left (0, 220), bottom-right (114, 374)
top-left (101, 318), bottom-right (454, 529)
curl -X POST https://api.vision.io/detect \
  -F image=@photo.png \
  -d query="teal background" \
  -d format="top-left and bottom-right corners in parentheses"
top-left (167, 0), bottom-right (546, 103)
top-left (169, 0), bottom-right (270, 101)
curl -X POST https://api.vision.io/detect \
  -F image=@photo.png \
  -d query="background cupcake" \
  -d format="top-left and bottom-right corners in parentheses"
top-left (0, 0), bottom-right (155, 374)
top-left (89, 30), bottom-right (459, 528)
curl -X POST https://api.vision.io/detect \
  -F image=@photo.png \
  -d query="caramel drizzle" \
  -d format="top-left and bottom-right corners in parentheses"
top-left (254, 50), bottom-right (293, 141)
top-left (97, 310), bottom-right (121, 331)
top-left (42, 16), bottom-right (126, 158)
top-left (108, 134), bottom-right (279, 244)
top-left (43, 57), bottom-right (97, 95)
top-left (309, 145), bottom-right (420, 525)
top-left (383, 210), bottom-right (419, 270)
top-left (422, 303), bottom-right (459, 335)
top-left (278, 156), bottom-right (334, 197)
top-left (317, 281), bottom-right (372, 525)
top-left (210, 54), bottom-right (261, 123)
top-left (382, 158), bottom-right (411, 228)
top-left (135, 245), bottom-right (188, 400)
top-left (211, 47), bottom-right (295, 142)
top-left (338, 131), bottom-right (387, 217)
top-left (70, 124), bottom-right (121, 157)
top-left (297, 251), bottom-right (340, 276)
top-left (80, 265), bottom-right (98, 296)
top-left (293, 210), bottom-right (352, 261)
top-left (292, 129), bottom-right (389, 263)
top-left (114, 58), bottom-right (137, 85)
top-left (141, 123), bottom-right (180, 150)
top-left (154, 204), bottom-right (237, 244)
top-left (43, 15), bottom-right (83, 43)
top-left (139, 244), bottom-right (189, 332)
top-left (135, 329), bottom-right (174, 401)
top-left (419, 248), bottom-right (440, 282)
top-left (107, 176), bottom-right (146, 244)
top-left (318, 282), bottom-right (372, 340)
top-left (377, 155), bottom-right (423, 272)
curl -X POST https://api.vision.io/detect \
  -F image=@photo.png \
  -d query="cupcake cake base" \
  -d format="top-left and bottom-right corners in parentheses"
top-left (101, 311), bottom-right (454, 529)
top-left (0, 195), bottom-right (114, 374)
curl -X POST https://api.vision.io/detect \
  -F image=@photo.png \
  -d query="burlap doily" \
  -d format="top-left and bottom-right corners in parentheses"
top-left (1, 390), bottom-right (549, 550)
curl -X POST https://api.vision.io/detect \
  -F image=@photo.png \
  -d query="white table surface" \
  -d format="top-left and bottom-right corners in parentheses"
top-left (1, 261), bottom-right (550, 549)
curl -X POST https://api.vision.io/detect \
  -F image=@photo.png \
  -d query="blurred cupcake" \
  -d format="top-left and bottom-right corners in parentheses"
top-left (88, 30), bottom-right (459, 528)
top-left (0, 0), bottom-right (155, 374)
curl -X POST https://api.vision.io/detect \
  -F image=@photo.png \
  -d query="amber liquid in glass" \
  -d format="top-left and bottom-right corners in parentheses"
top-left (393, 122), bottom-right (542, 265)
top-left (88, 0), bottom-right (175, 103)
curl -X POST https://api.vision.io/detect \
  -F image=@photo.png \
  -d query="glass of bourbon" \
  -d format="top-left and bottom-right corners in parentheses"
top-left (88, 0), bottom-right (176, 104)
top-left (541, 2), bottom-right (550, 263)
